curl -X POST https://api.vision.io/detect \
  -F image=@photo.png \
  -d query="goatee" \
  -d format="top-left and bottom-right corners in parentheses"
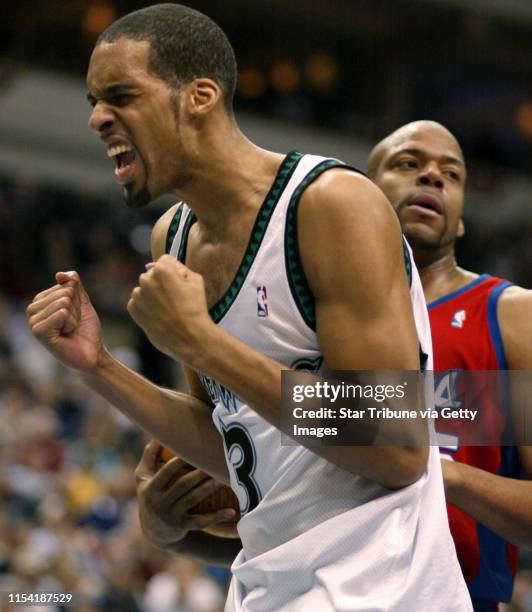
top-left (124, 184), bottom-right (151, 208)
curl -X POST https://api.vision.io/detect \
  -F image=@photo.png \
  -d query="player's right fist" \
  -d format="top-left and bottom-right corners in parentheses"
top-left (26, 271), bottom-right (104, 373)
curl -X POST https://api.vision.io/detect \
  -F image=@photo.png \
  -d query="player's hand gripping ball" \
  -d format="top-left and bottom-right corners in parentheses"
top-left (159, 447), bottom-right (240, 537)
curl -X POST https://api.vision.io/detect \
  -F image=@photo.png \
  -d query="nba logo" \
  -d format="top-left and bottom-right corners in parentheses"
top-left (257, 285), bottom-right (268, 317)
top-left (451, 309), bottom-right (466, 328)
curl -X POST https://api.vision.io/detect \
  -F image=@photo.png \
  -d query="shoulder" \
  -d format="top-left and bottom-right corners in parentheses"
top-left (297, 168), bottom-right (401, 249)
top-left (300, 167), bottom-right (393, 219)
top-left (296, 168), bottom-right (405, 298)
top-left (497, 284), bottom-right (532, 329)
top-left (151, 202), bottom-right (183, 260)
top-left (497, 285), bottom-right (532, 369)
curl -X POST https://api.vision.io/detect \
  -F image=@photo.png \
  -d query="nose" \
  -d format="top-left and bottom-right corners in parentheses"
top-left (417, 163), bottom-right (444, 190)
top-left (88, 102), bottom-right (115, 134)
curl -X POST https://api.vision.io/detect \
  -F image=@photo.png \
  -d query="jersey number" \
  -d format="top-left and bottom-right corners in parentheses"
top-left (222, 423), bottom-right (261, 513)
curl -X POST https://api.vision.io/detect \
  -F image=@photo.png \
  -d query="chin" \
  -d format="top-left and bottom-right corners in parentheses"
top-left (408, 236), bottom-right (447, 252)
top-left (404, 228), bottom-right (444, 251)
top-left (123, 184), bottom-right (152, 208)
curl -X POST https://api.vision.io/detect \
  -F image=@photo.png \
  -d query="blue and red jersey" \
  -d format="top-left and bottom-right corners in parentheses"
top-left (429, 274), bottom-right (520, 606)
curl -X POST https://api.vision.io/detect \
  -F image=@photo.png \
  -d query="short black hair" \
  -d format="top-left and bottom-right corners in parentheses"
top-left (96, 3), bottom-right (237, 112)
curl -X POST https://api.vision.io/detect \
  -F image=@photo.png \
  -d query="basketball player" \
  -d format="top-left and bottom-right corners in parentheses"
top-left (26, 6), bottom-right (471, 609)
top-left (367, 121), bottom-right (532, 611)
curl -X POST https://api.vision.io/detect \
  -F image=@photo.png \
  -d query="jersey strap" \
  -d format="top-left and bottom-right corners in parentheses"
top-left (487, 280), bottom-right (513, 370)
top-left (165, 202), bottom-right (185, 254)
top-left (169, 151), bottom-right (304, 324)
top-left (285, 160), bottom-right (365, 330)
top-left (403, 238), bottom-right (413, 287)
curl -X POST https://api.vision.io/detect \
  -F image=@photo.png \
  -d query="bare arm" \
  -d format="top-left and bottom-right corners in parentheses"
top-left (150, 209), bottom-right (240, 558)
top-left (80, 351), bottom-right (229, 482)
top-left (442, 286), bottom-right (532, 549)
top-left (26, 203), bottom-right (228, 482)
top-left (442, 449), bottom-right (532, 549)
top-left (128, 172), bottom-right (428, 489)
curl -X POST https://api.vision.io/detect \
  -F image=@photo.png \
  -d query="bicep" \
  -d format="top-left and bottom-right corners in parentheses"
top-left (300, 172), bottom-right (420, 370)
top-left (499, 287), bottom-right (532, 370)
top-left (499, 289), bottom-right (532, 454)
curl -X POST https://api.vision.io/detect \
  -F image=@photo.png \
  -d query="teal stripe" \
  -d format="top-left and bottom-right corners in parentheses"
top-left (165, 203), bottom-right (184, 254)
top-left (208, 151), bottom-right (303, 323)
top-left (285, 159), bottom-right (355, 330)
top-left (177, 209), bottom-right (197, 263)
top-left (403, 238), bottom-right (413, 287)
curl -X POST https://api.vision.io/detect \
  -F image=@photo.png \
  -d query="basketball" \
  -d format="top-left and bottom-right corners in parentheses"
top-left (159, 447), bottom-right (240, 515)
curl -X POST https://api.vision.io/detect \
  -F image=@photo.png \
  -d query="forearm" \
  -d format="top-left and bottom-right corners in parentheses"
top-left (161, 532), bottom-right (242, 568)
top-left (190, 326), bottom-right (426, 488)
top-left (81, 348), bottom-right (229, 483)
top-left (444, 460), bottom-right (532, 549)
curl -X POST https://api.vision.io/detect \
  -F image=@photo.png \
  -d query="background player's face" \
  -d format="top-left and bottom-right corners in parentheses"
top-left (373, 125), bottom-right (466, 253)
top-left (86, 38), bottom-right (184, 207)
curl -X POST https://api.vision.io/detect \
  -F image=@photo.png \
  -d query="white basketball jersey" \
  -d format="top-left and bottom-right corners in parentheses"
top-left (168, 152), bottom-right (471, 611)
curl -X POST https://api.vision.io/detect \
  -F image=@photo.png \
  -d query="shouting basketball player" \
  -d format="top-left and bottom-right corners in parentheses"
top-left (26, 6), bottom-right (471, 610)
top-left (368, 121), bottom-right (532, 611)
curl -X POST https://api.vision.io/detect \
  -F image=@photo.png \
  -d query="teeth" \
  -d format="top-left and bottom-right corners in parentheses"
top-left (107, 144), bottom-right (133, 158)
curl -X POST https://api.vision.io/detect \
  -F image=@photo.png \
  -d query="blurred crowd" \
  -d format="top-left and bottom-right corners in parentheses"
top-left (0, 176), bottom-right (229, 611)
top-left (0, 171), bottom-right (531, 611)
top-left (0, 359), bottom-right (229, 612)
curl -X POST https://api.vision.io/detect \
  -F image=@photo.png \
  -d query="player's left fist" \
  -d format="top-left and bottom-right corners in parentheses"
top-left (127, 255), bottom-right (213, 362)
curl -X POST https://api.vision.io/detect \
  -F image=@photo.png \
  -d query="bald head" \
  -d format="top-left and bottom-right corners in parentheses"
top-left (367, 121), bottom-right (464, 180)
top-left (366, 120), bottom-right (467, 259)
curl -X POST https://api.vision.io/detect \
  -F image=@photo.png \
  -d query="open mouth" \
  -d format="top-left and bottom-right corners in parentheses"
top-left (107, 143), bottom-right (137, 184)
top-left (412, 201), bottom-right (439, 213)
top-left (407, 194), bottom-right (443, 217)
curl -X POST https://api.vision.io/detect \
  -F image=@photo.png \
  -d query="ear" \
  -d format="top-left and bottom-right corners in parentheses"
top-left (183, 78), bottom-right (221, 116)
top-left (457, 218), bottom-right (465, 238)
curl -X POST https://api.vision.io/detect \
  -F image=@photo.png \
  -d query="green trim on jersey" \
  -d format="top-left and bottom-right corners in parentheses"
top-left (208, 150), bottom-right (303, 323)
top-left (177, 208), bottom-right (197, 263)
top-left (165, 203), bottom-right (184, 254)
top-left (403, 238), bottom-right (413, 287)
top-left (285, 159), bottom-right (360, 330)
top-left (174, 150), bottom-right (303, 324)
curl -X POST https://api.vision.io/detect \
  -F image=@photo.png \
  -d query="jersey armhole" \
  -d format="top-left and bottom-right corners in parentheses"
top-left (487, 280), bottom-right (514, 427)
top-left (403, 238), bottom-right (413, 287)
top-left (165, 202), bottom-right (184, 254)
top-left (284, 161), bottom-right (365, 331)
top-left (487, 280), bottom-right (513, 370)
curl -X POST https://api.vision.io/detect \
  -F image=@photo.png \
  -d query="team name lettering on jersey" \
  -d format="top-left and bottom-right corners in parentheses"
top-left (200, 374), bottom-right (238, 413)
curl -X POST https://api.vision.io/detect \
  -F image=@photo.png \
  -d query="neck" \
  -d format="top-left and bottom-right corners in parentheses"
top-left (413, 250), bottom-right (477, 303)
top-left (171, 120), bottom-right (284, 241)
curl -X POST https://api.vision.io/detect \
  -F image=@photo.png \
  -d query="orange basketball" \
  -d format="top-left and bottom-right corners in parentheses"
top-left (159, 446), bottom-right (177, 463)
top-left (158, 447), bottom-right (240, 515)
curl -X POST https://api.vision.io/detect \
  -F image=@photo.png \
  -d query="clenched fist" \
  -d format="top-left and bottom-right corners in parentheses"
top-left (26, 272), bottom-right (105, 373)
top-left (127, 255), bottom-right (214, 364)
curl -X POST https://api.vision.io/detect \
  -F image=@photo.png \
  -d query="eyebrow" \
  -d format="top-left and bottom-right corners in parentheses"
top-left (86, 83), bottom-right (136, 103)
top-left (391, 147), bottom-right (464, 167)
